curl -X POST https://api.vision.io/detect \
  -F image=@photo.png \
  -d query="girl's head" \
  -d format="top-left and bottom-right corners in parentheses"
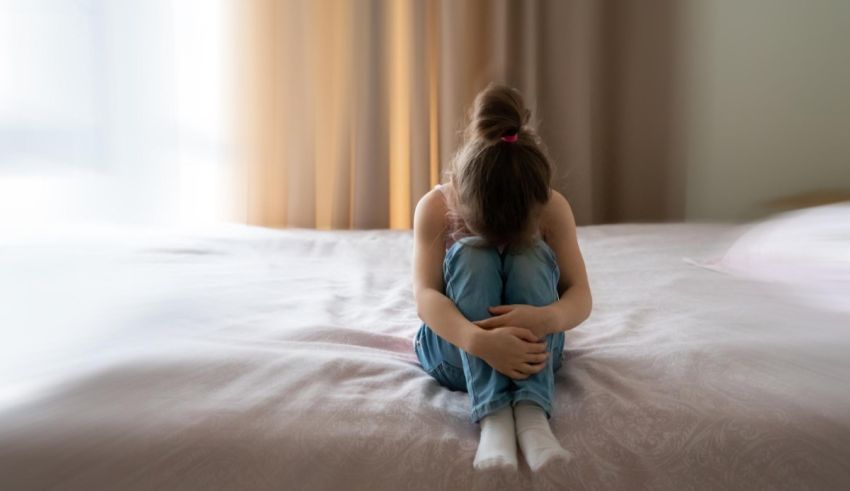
top-left (446, 83), bottom-right (553, 249)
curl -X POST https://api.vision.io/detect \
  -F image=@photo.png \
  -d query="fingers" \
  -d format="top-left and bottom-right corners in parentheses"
top-left (508, 361), bottom-right (547, 380)
top-left (511, 327), bottom-right (542, 343)
top-left (525, 352), bottom-right (549, 364)
top-left (525, 341), bottom-right (547, 354)
top-left (474, 314), bottom-right (507, 329)
top-left (488, 305), bottom-right (516, 315)
top-left (519, 361), bottom-right (547, 375)
top-left (517, 335), bottom-right (546, 354)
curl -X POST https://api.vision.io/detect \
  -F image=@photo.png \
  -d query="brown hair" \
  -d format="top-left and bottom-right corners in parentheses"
top-left (444, 83), bottom-right (553, 251)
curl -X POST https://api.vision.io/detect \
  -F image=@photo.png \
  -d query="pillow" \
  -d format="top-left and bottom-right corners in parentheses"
top-left (695, 202), bottom-right (850, 314)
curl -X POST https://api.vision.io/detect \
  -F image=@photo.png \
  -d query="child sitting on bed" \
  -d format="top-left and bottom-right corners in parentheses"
top-left (412, 83), bottom-right (592, 472)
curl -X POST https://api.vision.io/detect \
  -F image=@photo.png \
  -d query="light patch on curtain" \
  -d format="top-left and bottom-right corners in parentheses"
top-left (240, 0), bottom-right (445, 229)
top-left (388, 0), bottom-right (412, 229)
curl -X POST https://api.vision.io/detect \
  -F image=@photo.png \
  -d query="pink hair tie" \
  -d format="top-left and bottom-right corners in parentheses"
top-left (501, 133), bottom-right (518, 143)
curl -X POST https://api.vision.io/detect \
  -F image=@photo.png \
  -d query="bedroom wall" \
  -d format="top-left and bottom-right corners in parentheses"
top-left (679, 0), bottom-right (850, 222)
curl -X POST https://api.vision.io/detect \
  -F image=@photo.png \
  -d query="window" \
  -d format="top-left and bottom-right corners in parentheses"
top-left (0, 0), bottom-right (237, 226)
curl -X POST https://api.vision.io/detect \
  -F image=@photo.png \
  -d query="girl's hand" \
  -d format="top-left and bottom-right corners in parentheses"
top-left (472, 327), bottom-right (549, 380)
top-left (474, 304), bottom-right (555, 339)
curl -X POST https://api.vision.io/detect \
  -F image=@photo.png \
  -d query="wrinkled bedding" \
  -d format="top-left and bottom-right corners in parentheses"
top-left (1, 222), bottom-right (848, 490)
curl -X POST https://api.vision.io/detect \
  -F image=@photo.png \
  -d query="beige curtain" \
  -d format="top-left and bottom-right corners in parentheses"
top-left (237, 0), bottom-right (683, 228)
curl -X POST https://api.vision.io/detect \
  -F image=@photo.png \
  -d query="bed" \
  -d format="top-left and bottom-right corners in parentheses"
top-left (1, 210), bottom-right (849, 490)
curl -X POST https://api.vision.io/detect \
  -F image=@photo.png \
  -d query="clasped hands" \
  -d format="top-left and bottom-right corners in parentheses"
top-left (469, 304), bottom-right (557, 381)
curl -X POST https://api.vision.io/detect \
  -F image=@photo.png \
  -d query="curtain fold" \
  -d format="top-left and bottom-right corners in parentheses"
top-left (238, 0), bottom-right (682, 228)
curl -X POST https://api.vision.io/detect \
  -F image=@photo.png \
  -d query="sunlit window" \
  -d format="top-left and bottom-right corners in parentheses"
top-left (0, 0), bottom-right (236, 226)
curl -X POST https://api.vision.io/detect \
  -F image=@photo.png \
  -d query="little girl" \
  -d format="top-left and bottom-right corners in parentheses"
top-left (412, 84), bottom-right (592, 472)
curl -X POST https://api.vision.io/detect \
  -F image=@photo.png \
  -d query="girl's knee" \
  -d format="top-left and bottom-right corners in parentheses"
top-left (505, 240), bottom-right (556, 275)
top-left (445, 239), bottom-right (501, 272)
top-left (443, 241), bottom-right (503, 315)
top-left (501, 239), bottom-right (560, 306)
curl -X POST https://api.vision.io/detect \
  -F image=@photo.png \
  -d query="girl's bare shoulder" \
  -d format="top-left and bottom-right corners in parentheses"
top-left (413, 187), bottom-right (449, 236)
top-left (541, 189), bottom-right (577, 235)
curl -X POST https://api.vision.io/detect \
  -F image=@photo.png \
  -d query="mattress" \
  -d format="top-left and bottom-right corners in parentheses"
top-left (1, 222), bottom-right (848, 490)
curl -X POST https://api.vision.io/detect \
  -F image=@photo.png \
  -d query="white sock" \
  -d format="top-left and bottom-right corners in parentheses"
top-left (473, 405), bottom-right (518, 471)
top-left (514, 401), bottom-right (573, 472)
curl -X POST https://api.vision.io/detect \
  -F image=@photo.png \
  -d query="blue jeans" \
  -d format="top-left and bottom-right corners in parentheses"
top-left (414, 236), bottom-right (566, 424)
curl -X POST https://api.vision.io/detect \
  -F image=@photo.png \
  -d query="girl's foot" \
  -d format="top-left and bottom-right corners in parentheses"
top-left (473, 405), bottom-right (518, 471)
top-left (513, 401), bottom-right (573, 472)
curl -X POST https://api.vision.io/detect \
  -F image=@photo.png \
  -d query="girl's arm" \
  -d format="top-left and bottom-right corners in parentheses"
top-left (412, 189), bottom-right (483, 354)
top-left (540, 190), bottom-right (593, 334)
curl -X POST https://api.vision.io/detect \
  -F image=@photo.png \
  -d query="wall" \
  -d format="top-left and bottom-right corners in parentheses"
top-left (679, 0), bottom-right (850, 221)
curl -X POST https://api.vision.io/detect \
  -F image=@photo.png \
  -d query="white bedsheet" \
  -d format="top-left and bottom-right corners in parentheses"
top-left (1, 223), bottom-right (848, 490)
